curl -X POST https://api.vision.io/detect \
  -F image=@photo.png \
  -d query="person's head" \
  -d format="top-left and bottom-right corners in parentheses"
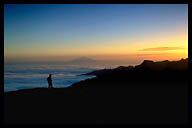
top-left (49, 74), bottom-right (52, 77)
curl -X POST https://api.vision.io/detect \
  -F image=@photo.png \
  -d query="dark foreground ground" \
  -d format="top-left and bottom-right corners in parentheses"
top-left (5, 82), bottom-right (188, 124)
top-left (4, 58), bottom-right (189, 124)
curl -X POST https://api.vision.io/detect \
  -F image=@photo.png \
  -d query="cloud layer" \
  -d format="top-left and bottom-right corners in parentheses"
top-left (140, 47), bottom-right (185, 51)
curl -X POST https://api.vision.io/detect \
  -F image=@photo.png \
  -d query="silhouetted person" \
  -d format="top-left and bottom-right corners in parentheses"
top-left (47, 74), bottom-right (53, 89)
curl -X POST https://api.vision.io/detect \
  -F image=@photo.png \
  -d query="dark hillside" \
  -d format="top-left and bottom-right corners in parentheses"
top-left (4, 58), bottom-right (189, 124)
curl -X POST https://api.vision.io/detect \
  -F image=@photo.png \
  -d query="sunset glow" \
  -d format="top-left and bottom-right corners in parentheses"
top-left (4, 4), bottom-right (188, 64)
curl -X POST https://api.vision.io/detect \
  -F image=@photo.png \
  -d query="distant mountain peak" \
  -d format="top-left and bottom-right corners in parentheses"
top-left (180, 58), bottom-right (188, 61)
top-left (141, 60), bottom-right (154, 66)
top-left (66, 57), bottom-right (96, 64)
top-left (76, 57), bottom-right (94, 61)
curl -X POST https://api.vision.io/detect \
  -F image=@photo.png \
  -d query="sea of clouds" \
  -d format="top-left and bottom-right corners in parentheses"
top-left (4, 62), bottom-right (99, 92)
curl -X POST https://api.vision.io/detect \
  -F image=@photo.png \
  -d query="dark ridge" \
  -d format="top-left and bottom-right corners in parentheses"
top-left (4, 58), bottom-right (189, 124)
top-left (80, 58), bottom-right (188, 85)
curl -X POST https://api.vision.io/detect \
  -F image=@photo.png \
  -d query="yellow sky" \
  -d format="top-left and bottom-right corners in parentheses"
top-left (4, 28), bottom-right (188, 63)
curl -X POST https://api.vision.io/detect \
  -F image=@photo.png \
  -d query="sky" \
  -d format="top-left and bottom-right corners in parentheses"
top-left (4, 4), bottom-right (188, 63)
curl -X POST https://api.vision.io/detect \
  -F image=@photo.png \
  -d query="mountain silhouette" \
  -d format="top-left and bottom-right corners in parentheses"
top-left (82, 58), bottom-right (187, 76)
top-left (69, 57), bottom-right (96, 62)
top-left (4, 58), bottom-right (188, 124)
top-left (136, 58), bottom-right (188, 71)
top-left (63, 57), bottom-right (97, 65)
top-left (76, 58), bottom-right (188, 88)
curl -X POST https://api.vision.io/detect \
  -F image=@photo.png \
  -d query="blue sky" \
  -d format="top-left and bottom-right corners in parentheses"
top-left (4, 4), bottom-right (188, 62)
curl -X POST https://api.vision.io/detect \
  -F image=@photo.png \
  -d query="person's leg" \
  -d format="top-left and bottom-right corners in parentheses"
top-left (51, 83), bottom-right (53, 88)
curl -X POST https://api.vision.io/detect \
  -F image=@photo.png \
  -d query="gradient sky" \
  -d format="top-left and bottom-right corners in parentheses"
top-left (4, 4), bottom-right (188, 62)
